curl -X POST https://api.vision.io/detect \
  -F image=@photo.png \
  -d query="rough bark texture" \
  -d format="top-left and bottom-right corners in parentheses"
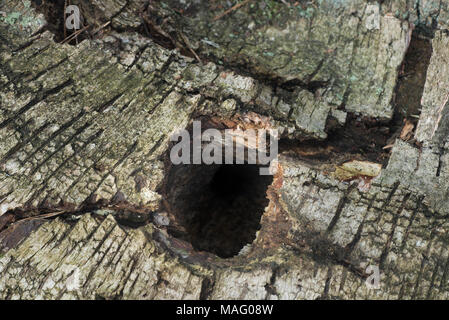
top-left (1, 0), bottom-right (449, 299)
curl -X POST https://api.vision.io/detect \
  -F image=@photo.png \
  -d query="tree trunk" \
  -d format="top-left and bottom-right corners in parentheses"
top-left (0, 0), bottom-right (449, 299)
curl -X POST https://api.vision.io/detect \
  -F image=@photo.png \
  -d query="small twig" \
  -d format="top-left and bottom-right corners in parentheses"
top-left (179, 32), bottom-right (202, 64)
top-left (61, 25), bottom-right (89, 44)
top-left (141, 14), bottom-right (175, 44)
top-left (142, 13), bottom-right (201, 64)
top-left (141, 16), bottom-right (151, 37)
top-left (17, 211), bottom-right (67, 223)
top-left (213, 0), bottom-right (253, 21)
top-left (91, 21), bottom-right (111, 36)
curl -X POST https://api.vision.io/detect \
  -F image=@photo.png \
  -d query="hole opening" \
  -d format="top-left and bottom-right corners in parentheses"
top-left (163, 162), bottom-right (273, 258)
top-left (161, 120), bottom-right (275, 258)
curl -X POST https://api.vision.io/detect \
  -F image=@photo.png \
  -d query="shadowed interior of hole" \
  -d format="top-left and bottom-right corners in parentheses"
top-left (164, 163), bottom-right (273, 258)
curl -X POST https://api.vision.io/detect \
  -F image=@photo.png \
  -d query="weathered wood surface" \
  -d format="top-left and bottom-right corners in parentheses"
top-left (1, 0), bottom-right (449, 299)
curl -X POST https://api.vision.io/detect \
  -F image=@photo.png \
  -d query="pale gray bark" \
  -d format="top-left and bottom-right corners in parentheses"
top-left (1, 0), bottom-right (449, 299)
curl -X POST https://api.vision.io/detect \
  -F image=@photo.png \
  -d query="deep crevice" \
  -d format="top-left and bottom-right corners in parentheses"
top-left (161, 121), bottom-right (274, 259)
top-left (163, 162), bottom-right (273, 259)
top-left (280, 113), bottom-right (394, 167)
top-left (280, 28), bottom-right (433, 168)
top-left (394, 31), bottom-right (433, 124)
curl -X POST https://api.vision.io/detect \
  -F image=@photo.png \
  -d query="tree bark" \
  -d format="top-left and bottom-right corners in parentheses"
top-left (1, 0), bottom-right (449, 299)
